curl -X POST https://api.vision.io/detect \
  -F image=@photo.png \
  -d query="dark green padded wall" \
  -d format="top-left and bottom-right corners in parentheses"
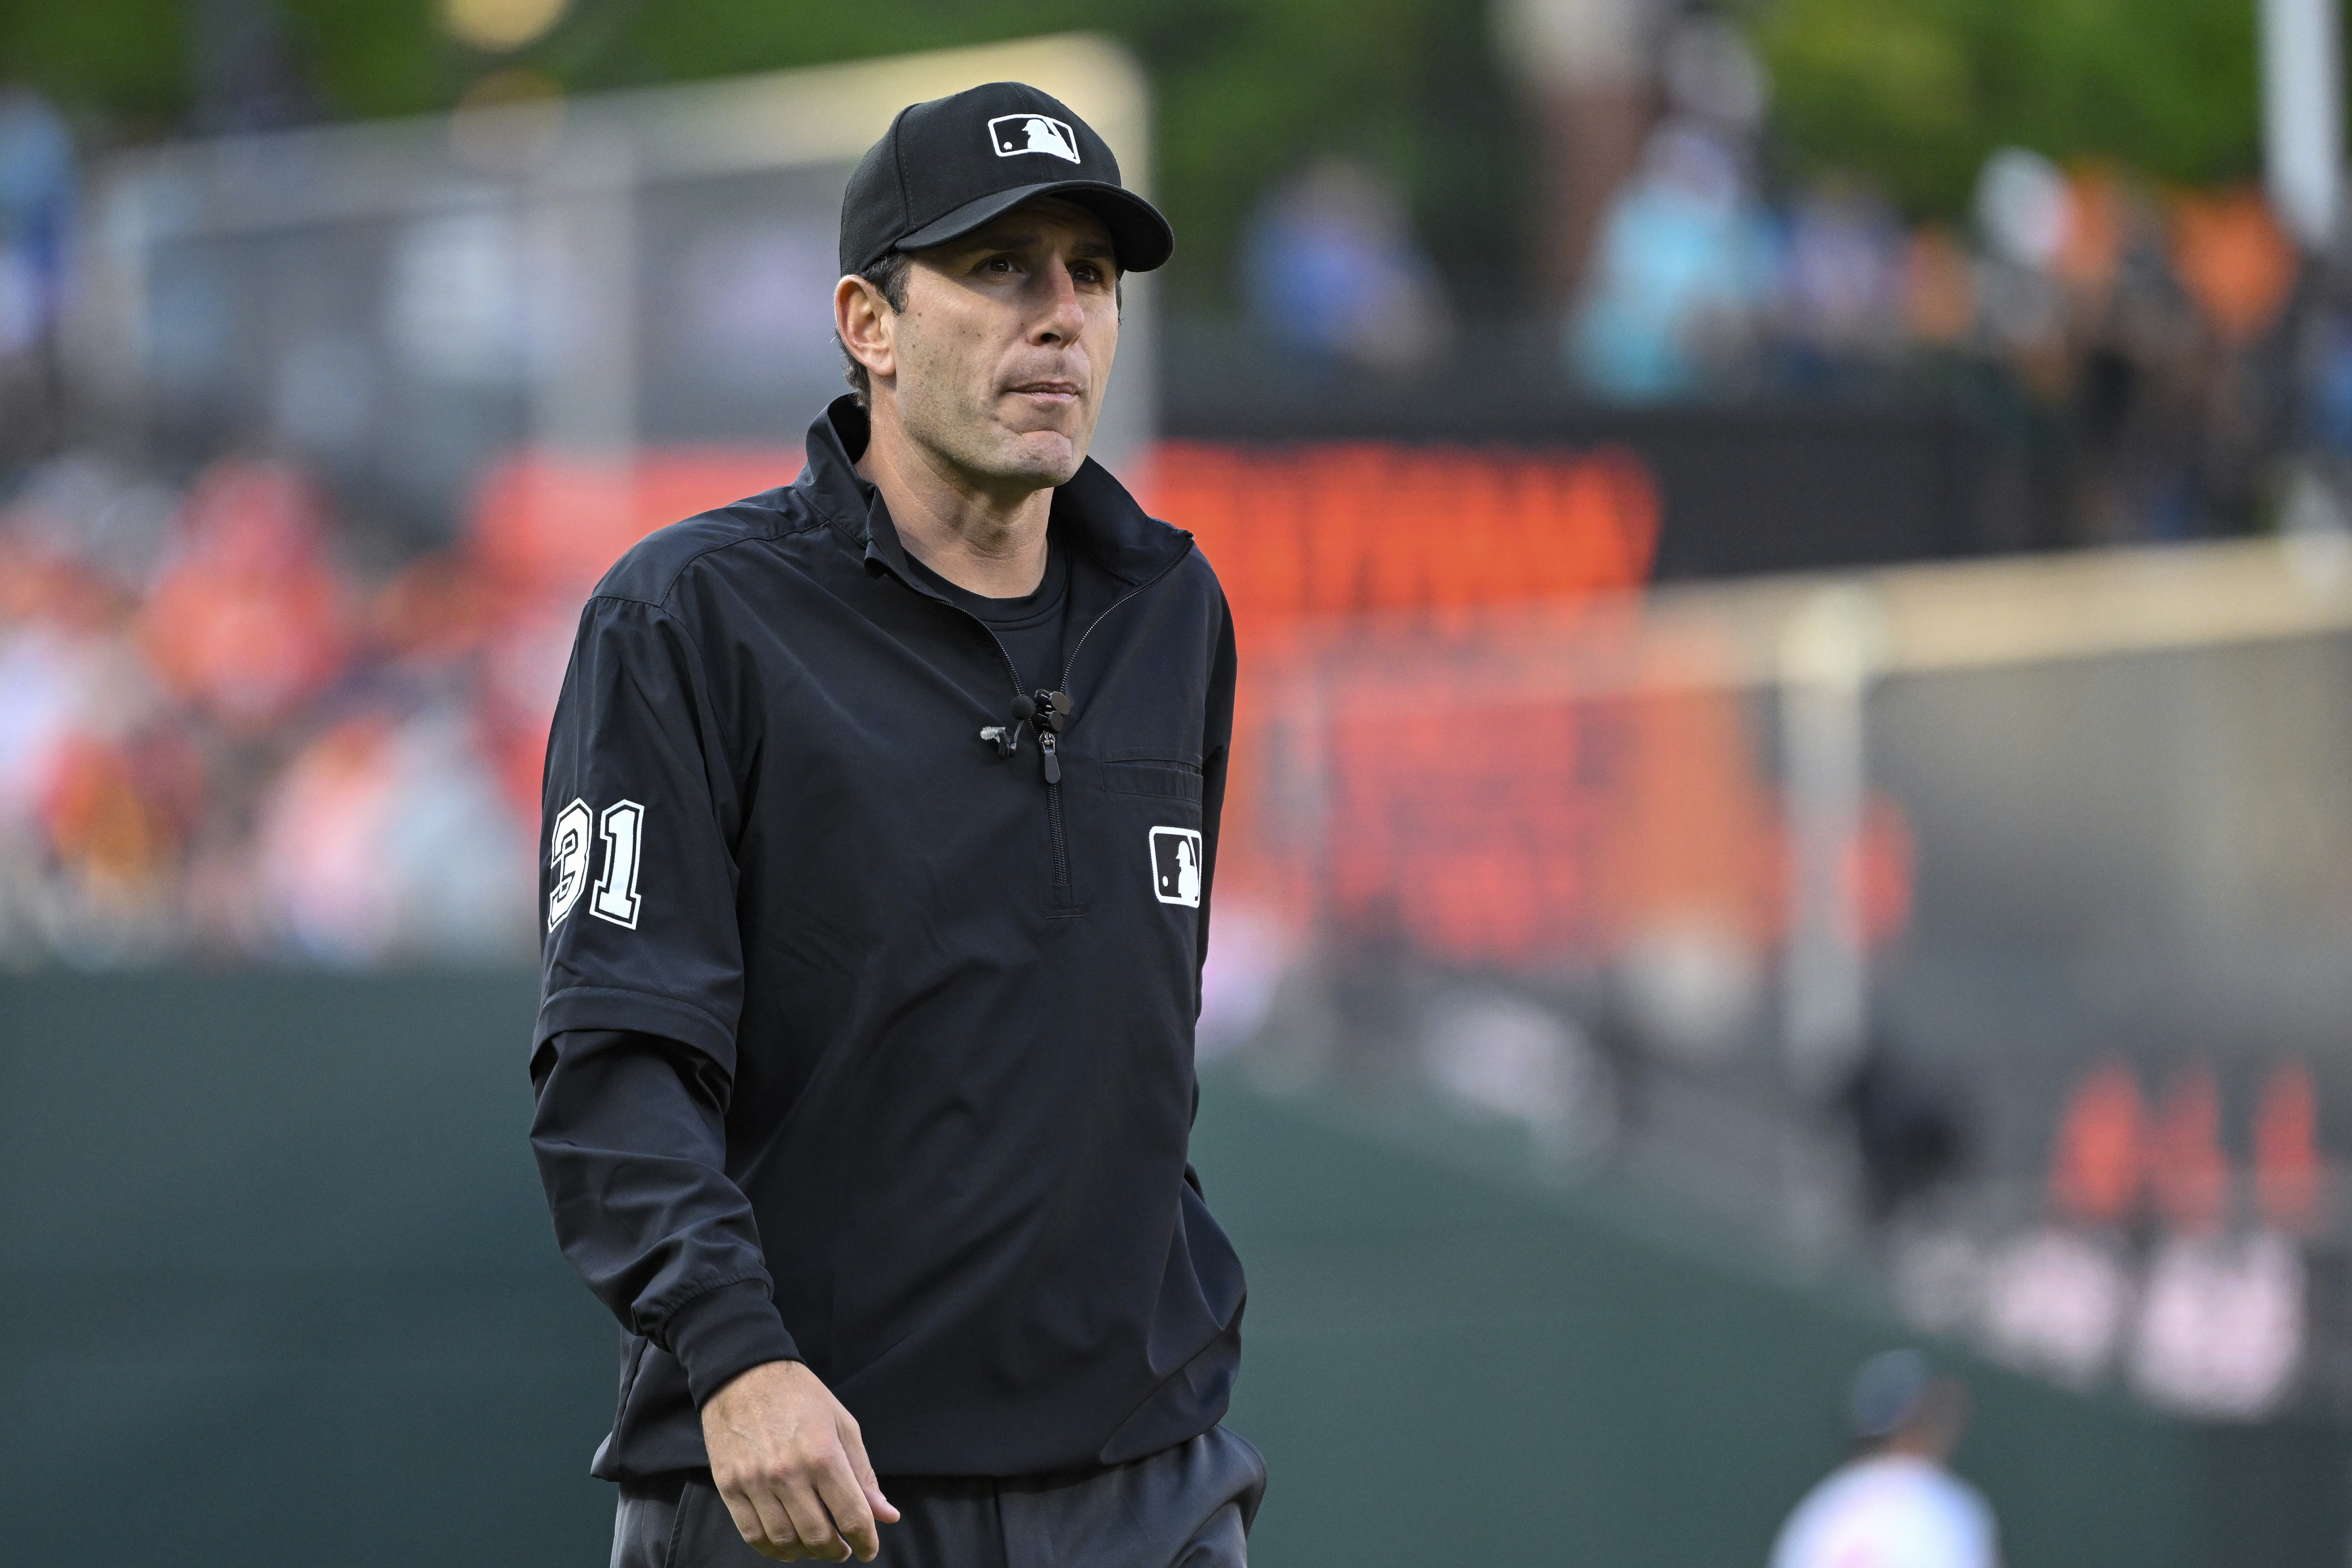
top-left (1, 974), bottom-right (2340, 1565)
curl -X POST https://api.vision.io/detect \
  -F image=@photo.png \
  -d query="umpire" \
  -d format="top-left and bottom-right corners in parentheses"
top-left (528, 82), bottom-right (1259, 1567)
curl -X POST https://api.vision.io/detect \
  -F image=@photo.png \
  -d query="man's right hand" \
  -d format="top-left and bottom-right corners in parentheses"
top-left (700, 1359), bottom-right (900, 1562)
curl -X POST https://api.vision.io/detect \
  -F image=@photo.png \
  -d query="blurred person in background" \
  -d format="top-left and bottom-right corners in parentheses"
top-left (1771, 177), bottom-right (1907, 393)
top-left (1770, 1350), bottom-right (1999, 1568)
top-left (0, 86), bottom-right (75, 468)
top-left (2165, 185), bottom-right (2300, 535)
top-left (2053, 167), bottom-right (2209, 545)
top-left (529, 82), bottom-right (1258, 1567)
top-left (1569, 120), bottom-right (1771, 401)
top-left (1562, 11), bottom-right (1771, 401)
top-left (140, 458), bottom-right (352, 735)
top-left (1241, 157), bottom-right (1451, 374)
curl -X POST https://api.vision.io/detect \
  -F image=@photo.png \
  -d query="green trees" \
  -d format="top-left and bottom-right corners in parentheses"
top-left (0, 0), bottom-right (2290, 288)
top-left (1751, 0), bottom-right (2265, 216)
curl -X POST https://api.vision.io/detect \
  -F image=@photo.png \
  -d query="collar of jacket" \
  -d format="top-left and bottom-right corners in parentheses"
top-left (796, 395), bottom-right (1190, 591)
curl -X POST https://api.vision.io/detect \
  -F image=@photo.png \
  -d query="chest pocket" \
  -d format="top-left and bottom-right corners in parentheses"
top-left (1100, 747), bottom-right (1204, 803)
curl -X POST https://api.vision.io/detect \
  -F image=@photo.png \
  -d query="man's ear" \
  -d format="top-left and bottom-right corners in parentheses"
top-left (835, 274), bottom-right (897, 388)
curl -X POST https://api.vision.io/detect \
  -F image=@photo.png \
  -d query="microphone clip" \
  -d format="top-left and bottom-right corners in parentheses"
top-left (981, 692), bottom-right (1041, 759)
top-left (1031, 690), bottom-right (1072, 733)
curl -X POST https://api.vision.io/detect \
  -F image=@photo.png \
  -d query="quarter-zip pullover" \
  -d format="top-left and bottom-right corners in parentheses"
top-left (528, 398), bottom-right (1244, 1482)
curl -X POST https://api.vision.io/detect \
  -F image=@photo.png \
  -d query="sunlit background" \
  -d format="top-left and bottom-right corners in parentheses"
top-left (6, 1), bottom-right (2352, 1563)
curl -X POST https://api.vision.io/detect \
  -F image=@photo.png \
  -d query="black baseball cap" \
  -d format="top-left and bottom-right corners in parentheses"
top-left (1848, 1350), bottom-right (1934, 1439)
top-left (838, 81), bottom-right (1174, 277)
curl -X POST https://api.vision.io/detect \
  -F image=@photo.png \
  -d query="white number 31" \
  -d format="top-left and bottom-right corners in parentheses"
top-left (549, 798), bottom-right (645, 931)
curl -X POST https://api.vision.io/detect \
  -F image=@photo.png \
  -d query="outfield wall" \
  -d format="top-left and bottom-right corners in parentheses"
top-left (0, 972), bottom-right (2340, 1566)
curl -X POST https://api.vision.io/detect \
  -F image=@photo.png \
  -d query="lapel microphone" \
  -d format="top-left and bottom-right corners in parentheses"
top-left (980, 693), bottom-right (1037, 758)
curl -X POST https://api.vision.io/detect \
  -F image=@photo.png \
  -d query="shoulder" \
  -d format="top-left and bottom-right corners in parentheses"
top-left (1168, 536), bottom-right (1223, 591)
top-left (1922, 1468), bottom-right (1996, 1533)
top-left (1153, 532), bottom-right (1230, 623)
top-left (589, 485), bottom-right (825, 611)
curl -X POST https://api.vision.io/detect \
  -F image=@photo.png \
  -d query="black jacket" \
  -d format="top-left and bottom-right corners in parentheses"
top-left (528, 399), bottom-right (1244, 1481)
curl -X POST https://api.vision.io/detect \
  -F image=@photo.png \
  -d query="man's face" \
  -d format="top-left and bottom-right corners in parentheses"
top-left (862, 199), bottom-right (1121, 490)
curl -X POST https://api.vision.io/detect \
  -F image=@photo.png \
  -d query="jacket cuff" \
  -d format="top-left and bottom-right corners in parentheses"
top-left (664, 1280), bottom-right (802, 1407)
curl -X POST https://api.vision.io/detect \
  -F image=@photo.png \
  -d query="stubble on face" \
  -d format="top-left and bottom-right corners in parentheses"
top-left (886, 200), bottom-right (1121, 498)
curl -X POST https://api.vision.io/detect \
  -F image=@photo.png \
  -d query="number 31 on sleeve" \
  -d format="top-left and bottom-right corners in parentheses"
top-left (548, 798), bottom-right (646, 932)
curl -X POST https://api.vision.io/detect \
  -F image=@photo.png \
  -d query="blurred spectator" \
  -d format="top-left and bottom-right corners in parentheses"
top-left (2254, 1063), bottom-right (2325, 1234)
top-left (1769, 1351), bottom-right (1999, 1568)
top-left (2148, 1061), bottom-right (2228, 1234)
top-left (1242, 158), bottom-right (1453, 374)
top-left (1901, 226), bottom-right (1976, 350)
top-left (1569, 122), bottom-right (1770, 400)
top-left (254, 705), bottom-right (533, 966)
top-left (1970, 147), bottom-right (2072, 398)
top-left (2049, 1057), bottom-right (2144, 1225)
top-left (1975, 148), bottom-right (2073, 276)
top-left (0, 532), bottom-right (171, 961)
top-left (1980, 1226), bottom-right (2132, 1387)
top-left (2168, 187), bottom-right (2301, 530)
top-left (2293, 245), bottom-right (2352, 491)
top-left (1772, 177), bottom-right (1907, 389)
top-left (1494, 0), bottom-right (1669, 306)
top-left (2064, 175), bottom-right (2208, 543)
top-left (1661, 14), bottom-right (1768, 140)
top-left (1842, 1043), bottom-right (1970, 1222)
top-left (141, 458), bottom-right (353, 734)
top-left (0, 87), bottom-right (75, 466)
top-left (2170, 188), bottom-right (2299, 352)
top-left (2129, 1230), bottom-right (2303, 1419)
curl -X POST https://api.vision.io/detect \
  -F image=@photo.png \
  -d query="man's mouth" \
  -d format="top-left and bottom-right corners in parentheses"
top-left (1007, 381), bottom-right (1082, 403)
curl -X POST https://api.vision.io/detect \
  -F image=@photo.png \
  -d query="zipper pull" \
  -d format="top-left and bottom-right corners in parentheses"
top-left (1039, 730), bottom-right (1062, 785)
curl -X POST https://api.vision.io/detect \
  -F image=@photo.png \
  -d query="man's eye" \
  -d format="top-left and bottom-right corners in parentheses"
top-left (981, 256), bottom-right (1017, 274)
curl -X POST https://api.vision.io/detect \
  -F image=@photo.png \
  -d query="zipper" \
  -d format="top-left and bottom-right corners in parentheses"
top-left (936, 540), bottom-right (1199, 897)
top-left (1040, 731), bottom-right (1069, 885)
top-left (965, 622), bottom-right (1074, 890)
top-left (1055, 565), bottom-right (1170, 697)
top-left (1031, 547), bottom-right (1199, 895)
top-left (1034, 566), bottom-right (1162, 891)
top-left (1030, 695), bottom-right (1070, 887)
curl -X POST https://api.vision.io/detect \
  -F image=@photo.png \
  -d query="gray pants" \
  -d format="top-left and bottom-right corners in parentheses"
top-left (612, 1426), bottom-right (1266, 1568)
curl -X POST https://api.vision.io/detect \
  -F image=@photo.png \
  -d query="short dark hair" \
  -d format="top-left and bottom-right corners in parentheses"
top-left (839, 252), bottom-right (913, 409)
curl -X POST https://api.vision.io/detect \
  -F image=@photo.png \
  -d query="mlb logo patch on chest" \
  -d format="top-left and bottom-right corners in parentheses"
top-left (1149, 826), bottom-right (1203, 908)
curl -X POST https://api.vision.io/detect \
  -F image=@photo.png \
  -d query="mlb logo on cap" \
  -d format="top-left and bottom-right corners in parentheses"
top-left (837, 81), bottom-right (1174, 275)
top-left (988, 113), bottom-right (1081, 164)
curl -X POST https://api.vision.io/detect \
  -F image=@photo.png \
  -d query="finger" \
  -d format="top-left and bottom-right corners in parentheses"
top-left (742, 1486), bottom-right (807, 1560)
top-left (719, 1486), bottom-right (773, 1549)
top-left (813, 1454), bottom-right (883, 1560)
top-left (779, 1478), bottom-right (852, 1563)
top-left (839, 1420), bottom-right (901, 1526)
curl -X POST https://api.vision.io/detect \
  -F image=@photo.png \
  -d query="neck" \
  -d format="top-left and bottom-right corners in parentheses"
top-left (1874, 1432), bottom-right (1947, 1463)
top-left (856, 401), bottom-right (1055, 598)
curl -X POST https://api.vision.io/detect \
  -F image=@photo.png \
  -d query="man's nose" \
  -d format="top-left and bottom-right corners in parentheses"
top-left (1028, 265), bottom-right (1087, 343)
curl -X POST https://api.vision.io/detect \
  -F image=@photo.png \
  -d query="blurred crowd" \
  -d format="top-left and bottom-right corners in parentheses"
top-left (1239, 15), bottom-right (2342, 550)
top-left (0, 451), bottom-right (552, 968)
top-left (1570, 131), bottom-right (2316, 548)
